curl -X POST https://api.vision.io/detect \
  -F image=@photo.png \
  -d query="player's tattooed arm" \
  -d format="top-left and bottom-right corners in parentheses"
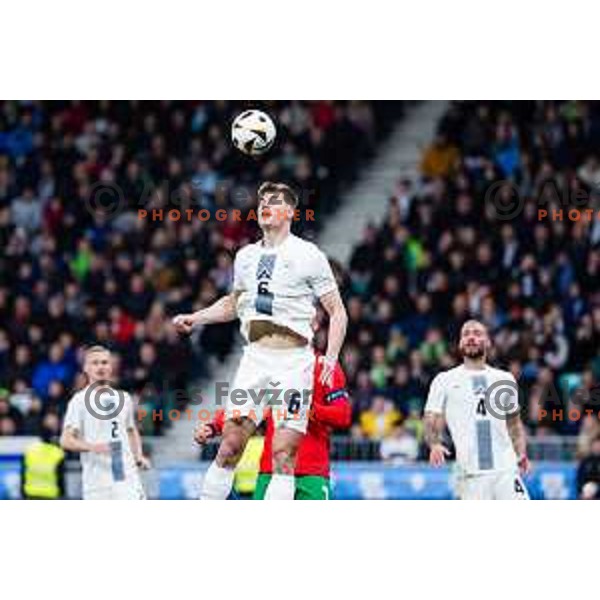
top-left (507, 412), bottom-right (530, 474)
top-left (423, 412), bottom-right (445, 447)
top-left (60, 427), bottom-right (110, 454)
top-left (173, 291), bottom-right (240, 334)
top-left (424, 412), bottom-right (450, 467)
top-left (319, 288), bottom-right (348, 384)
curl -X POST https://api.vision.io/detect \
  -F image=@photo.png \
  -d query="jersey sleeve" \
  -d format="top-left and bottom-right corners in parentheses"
top-left (312, 363), bottom-right (351, 429)
top-left (63, 396), bottom-right (83, 434)
top-left (306, 248), bottom-right (337, 298)
top-left (232, 249), bottom-right (247, 293)
top-left (210, 409), bottom-right (226, 435)
top-left (324, 364), bottom-right (348, 402)
top-left (501, 372), bottom-right (520, 417)
top-left (425, 373), bottom-right (447, 415)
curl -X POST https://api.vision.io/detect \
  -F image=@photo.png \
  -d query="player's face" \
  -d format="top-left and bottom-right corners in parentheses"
top-left (258, 192), bottom-right (293, 229)
top-left (458, 322), bottom-right (490, 359)
top-left (84, 351), bottom-right (113, 382)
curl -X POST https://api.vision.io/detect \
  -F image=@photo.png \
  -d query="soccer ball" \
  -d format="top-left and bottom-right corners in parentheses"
top-left (231, 109), bottom-right (276, 156)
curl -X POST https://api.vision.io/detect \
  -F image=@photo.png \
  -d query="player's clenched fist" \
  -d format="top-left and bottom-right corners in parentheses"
top-left (172, 314), bottom-right (195, 335)
top-left (194, 423), bottom-right (216, 445)
top-left (429, 443), bottom-right (451, 467)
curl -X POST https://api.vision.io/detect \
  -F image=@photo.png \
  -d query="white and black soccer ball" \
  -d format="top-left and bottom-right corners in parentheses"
top-left (231, 109), bottom-right (276, 156)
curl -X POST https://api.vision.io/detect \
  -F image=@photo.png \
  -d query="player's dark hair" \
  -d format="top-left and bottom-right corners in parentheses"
top-left (257, 181), bottom-right (299, 208)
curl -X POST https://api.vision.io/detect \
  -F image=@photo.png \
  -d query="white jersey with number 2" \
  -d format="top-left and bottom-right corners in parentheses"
top-left (62, 385), bottom-right (143, 498)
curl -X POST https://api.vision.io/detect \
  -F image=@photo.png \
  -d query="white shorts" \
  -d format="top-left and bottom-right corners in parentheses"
top-left (84, 481), bottom-right (146, 500)
top-left (457, 470), bottom-right (529, 500)
top-left (225, 343), bottom-right (315, 434)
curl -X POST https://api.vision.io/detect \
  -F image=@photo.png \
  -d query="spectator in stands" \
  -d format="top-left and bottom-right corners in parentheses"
top-left (341, 101), bottom-right (600, 452)
top-left (420, 133), bottom-right (459, 178)
top-left (380, 423), bottom-right (419, 465)
top-left (0, 100), bottom-right (400, 441)
top-left (358, 395), bottom-right (401, 440)
top-left (31, 343), bottom-right (73, 400)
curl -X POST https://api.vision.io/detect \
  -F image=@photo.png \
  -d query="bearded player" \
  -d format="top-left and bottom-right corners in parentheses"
top-left (424, 320), bottom-right (531, 500)
top-left (173, 182), bottom-right (347, 500)
top-left (196, 355), bottom-right (351, 499)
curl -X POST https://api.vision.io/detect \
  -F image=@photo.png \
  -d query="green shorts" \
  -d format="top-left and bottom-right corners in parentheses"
top-left (253, 473), bottom-right (331, 500)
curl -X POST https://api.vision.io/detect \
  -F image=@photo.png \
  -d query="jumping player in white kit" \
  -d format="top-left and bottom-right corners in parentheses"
top-left (173, 182), bottom-right (347, 500)
top-left (424, 320), bottom-right (531, 500)
top-left (60, 346), bottom-right (150, 500)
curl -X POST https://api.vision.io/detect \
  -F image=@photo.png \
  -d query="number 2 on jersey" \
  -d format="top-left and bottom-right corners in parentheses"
top-left (110, 420), bottom-right (125, 481)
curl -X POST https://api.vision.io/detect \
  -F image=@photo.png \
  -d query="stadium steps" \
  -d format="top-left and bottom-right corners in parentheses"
top-left (150, 345), bottom-right (243, 465)
top-left (152, 101), bottom-right (449, 464)
top-left (320, 100), bottom-right (449, 264)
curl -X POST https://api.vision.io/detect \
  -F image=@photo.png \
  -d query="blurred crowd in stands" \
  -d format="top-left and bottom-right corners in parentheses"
top-left (0, 100), bottom-right (401, 439)
top-left (312, 101), bottom-right (600, 464)
top-left (2, 100), bottom-right (600, 467)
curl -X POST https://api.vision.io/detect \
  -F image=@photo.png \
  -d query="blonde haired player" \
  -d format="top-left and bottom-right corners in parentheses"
top-left (173, 182), bottom-right (347, 500)
top-left (424, 320), bottom-right (530, 500)
top-left (60, 346), bottom-right (149, 500)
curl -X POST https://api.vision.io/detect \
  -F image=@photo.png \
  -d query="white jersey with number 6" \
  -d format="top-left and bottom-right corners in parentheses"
top-left (233, 234), bottom-right (337, 343)
top-left (425, 365), bottom-right (520, 476)
top-left (62, 386), bottom-right (144, 499)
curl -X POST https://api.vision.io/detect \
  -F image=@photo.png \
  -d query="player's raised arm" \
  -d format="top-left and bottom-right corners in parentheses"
top-left (423, 373), bottom-right (451, 467)
top-left (318, 288), bottom-right (348, 385)
top-left (172, 291), bottom-right (240, 335)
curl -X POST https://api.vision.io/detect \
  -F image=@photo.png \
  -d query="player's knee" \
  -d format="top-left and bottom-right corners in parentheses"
top-left (216, 435), bottom-right (244, 468)
top-left (272, 448), bottom-right (296, 475)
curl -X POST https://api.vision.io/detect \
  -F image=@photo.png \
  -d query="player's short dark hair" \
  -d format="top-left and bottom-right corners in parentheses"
top-left (257, 181), bottom-right (299, 208)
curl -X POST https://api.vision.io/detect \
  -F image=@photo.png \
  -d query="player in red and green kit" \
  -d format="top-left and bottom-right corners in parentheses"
top-left (196, 355), bottom-right (351, 499)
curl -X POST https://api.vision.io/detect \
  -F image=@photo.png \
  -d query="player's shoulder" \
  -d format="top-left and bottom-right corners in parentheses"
top-left (235, 241), bottom-right (260, 259)
top-left (433, 365), bottom-right (464, 383)
top-left (486, 365), bottom-right (516, 382)
top-left (289, 234), bottom-right (324, 256)
top-left (289, 236), bottom-right (330, 271)
top-left (67, 387), bottom-right (87, 405)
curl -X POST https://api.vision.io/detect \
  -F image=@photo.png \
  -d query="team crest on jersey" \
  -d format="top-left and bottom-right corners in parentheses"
top-left (256, 254), bottom-right (277, 280)
top-left (471, 375), bottom-right (487, 396)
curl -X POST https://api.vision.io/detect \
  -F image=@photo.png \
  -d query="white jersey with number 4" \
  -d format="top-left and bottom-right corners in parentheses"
top-left (425, 365), bottom-right (519, 476)
top-left (233, 234), bottom-right (337, 343)
top-left (62, 386), bottom-right (143, 498)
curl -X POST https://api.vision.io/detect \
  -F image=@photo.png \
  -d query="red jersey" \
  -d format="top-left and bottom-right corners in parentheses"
top-left (210, 357), bottom-right (351, 478)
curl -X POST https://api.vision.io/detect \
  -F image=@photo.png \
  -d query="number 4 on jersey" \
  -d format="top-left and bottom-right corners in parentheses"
top-left (476, 398), bottom-right (487, 416)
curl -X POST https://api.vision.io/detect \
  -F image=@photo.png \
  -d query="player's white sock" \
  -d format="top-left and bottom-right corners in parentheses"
top-left (264, 474), bottom-right (295, 500)
top-left (200, 461), bottom-right (235, 500)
